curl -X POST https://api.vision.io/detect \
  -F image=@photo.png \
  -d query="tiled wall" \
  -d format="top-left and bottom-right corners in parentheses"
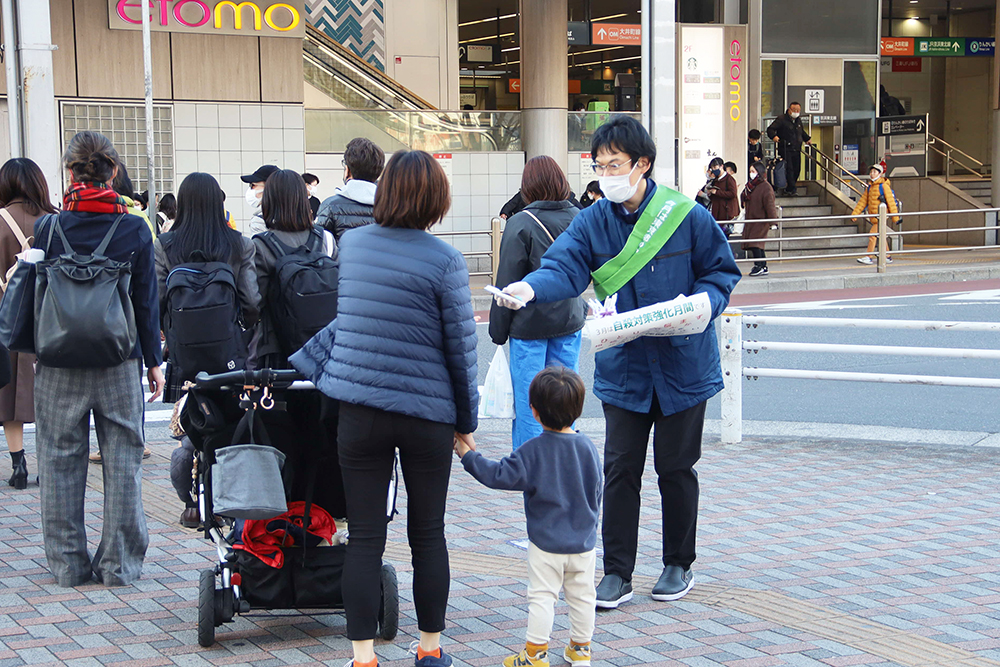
top-left (307, 151), bottom-right (526, 273)
top-left (173, 103), bottom-right (306, 234)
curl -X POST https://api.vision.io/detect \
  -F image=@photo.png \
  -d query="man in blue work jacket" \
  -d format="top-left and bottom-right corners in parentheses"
top-left (498, 116), bottom-right (741, 609)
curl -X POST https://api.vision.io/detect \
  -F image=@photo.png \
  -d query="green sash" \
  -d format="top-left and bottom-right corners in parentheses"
top-left (591, 185), bottom-right (696, 301)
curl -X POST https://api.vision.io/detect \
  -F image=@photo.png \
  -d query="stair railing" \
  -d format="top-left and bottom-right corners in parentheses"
top-left (802, 144), bottom-right (867, 200)
top-left (927, 133), bottom-right (988, 181)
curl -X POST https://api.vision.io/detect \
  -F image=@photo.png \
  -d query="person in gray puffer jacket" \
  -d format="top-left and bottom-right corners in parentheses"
top-left (291, 149), bottom-right (477, 667)
top-left (315, 137), bottom-right (385, 243)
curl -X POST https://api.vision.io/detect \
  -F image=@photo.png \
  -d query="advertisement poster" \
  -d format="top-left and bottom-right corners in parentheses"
top-left (433, 153), bottom-right (453, 185)
top-left (677, 24), bottom-right (747, 201)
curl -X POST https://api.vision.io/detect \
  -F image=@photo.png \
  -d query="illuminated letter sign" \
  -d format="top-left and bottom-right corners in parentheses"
top-left (729, 39), bottom-right (742, 121)
top-left (109, 0), bottom-right (304, 37)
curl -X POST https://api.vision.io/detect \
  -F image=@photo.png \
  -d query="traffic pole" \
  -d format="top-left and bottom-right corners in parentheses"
top-left (142, 0), bottom-right (157, 222)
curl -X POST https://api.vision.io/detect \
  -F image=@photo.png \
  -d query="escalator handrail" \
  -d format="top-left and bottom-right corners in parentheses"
top-left (305, 24), bottom-right (437, 110)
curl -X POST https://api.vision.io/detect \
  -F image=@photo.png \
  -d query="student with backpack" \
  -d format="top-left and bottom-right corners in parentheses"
top-left (852, 161), bottom-right (900, 264)
top-left (252, 169), bottom-right (339, 370)
top-left (155, 173), bottom-right (260, 389)
top-left (34, 131), bottom-right (164, 587)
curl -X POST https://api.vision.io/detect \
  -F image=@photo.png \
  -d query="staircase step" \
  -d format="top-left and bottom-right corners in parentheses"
top-left (778, 217), bottom-right (855, 229)
top-left (780, 225), bottom-right (860, 237)
top-left (775, 195), bottom-right (820, 206)
top-left (779, 205), bottom-right (834, 218)
top-left (776, 236), bottom-right (870, 251)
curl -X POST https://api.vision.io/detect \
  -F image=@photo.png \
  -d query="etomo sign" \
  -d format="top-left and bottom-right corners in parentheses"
top-left (109, 0), bottom-right (306, 38)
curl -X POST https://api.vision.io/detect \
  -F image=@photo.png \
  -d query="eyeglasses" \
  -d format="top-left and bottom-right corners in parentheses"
top-left (591, 159), bottom-right (632, 175)
top-left (341, 159), bottom-right (346, 168)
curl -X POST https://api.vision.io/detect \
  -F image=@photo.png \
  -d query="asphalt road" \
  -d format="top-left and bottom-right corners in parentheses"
top-left (139, 286), bottom-right (1000, 443)
top-left (476, 287), bottom-right (1000, 433)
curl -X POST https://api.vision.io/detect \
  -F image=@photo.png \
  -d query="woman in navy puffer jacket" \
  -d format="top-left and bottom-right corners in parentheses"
top-left (291, 150), bottom-right (478, 667)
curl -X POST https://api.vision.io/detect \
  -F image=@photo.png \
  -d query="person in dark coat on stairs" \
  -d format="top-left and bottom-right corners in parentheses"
top-left (741, 160), bottom-right (778, 277)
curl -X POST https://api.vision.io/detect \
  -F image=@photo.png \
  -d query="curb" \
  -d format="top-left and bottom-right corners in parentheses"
top-left (733, 263), bottom-right (1000, 295)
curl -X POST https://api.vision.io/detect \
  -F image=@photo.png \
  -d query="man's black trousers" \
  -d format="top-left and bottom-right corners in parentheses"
top-left (601, 399), bottom-right (706, 580)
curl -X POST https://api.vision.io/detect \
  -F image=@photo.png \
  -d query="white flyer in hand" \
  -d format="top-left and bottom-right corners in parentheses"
top-left (485, 285), bottom-right (526, 310)
top-left (582, 292), bottom-right (712, 353)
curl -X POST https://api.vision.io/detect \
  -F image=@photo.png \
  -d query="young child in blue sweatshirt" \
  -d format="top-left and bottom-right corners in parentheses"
top-left (455, 366), bottom-right (602, 667)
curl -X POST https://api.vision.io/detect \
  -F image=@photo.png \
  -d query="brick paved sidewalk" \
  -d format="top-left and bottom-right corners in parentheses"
top-left (2, 424), bottom-right (1000, 666)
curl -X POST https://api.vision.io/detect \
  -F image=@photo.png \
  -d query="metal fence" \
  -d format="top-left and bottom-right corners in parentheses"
top-left (433, 217), bottom-right (502, 279)
top-left (730, 203), bottom-right (1000, 271)
top-left (718, 310), bottom-right (1000, 444)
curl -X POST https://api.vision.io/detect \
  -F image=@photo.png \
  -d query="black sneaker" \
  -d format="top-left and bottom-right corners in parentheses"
top-left (748, 265), bottom-right (768, 277)
top-left (651, 565), bottom-right (694, 601)
top-left (595, 574), bottom-right (633, 609)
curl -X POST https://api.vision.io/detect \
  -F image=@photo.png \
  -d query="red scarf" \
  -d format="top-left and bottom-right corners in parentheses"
top-left (63, 181), bottom-right (130, 214)
top-left (741, 174), bottom-right (763, 209)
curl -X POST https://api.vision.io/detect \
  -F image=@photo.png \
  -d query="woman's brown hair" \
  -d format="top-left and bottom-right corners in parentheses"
top-left (63, 131), bottom-right (119, 184)
top-left (373, 150), bottom-right (450, 230)
top-left (0, 158), bottom-right (57, 216)
top-left (520, 155), bottom-right (571, 205)
top-left (262, 169), bottom-right (314, 232)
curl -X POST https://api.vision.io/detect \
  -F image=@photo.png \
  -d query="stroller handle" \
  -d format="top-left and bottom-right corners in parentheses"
top-left (193, 369), bottom-right (305, 390)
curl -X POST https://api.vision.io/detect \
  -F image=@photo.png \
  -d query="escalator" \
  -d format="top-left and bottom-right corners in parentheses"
top-left (304, 25), bottom-right (434, 111)
top-left (303, 25), bottom-right (518, 153)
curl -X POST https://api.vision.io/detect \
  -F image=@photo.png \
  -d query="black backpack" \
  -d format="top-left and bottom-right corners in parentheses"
top-left (163, 240), bottom-right (246, 380)
top-left (261, 226), bottom-right (338, 355)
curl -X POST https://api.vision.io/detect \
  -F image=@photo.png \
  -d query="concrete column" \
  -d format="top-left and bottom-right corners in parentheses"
top-left (519, 0), bottom-right (568, 172)
top-left (15, 0), bottom-right (60, 199)
top-left (648, 0), bottom-right (677, 187)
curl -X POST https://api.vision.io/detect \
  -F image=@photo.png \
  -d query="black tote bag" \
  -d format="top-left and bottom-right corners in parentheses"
top-left (0, 213), bottom-right (55, 353)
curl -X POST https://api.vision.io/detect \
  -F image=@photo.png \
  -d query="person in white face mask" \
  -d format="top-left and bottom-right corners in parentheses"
top-left (765, 102), bottom-right (811, 197)
top-left (240, 164), bottom-right (279, 236)
top-left (495, 115), bottom-right (741, 611)
top-left (302, 173), bottom-right (321, 220)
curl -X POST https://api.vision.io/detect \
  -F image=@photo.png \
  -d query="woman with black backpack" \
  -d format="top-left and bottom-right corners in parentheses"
top-left (251, 169), bottom-right (338, 370)
top-left (154, 172), bottom-right (260, 389)
top-left (35, 131), bottom-right (163, 588)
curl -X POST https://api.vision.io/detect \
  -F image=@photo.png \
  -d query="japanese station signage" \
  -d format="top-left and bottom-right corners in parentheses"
top-left (880, 36), bottom-right (994, 57)
top-left (592, 23), bottom-right (641, 45)
top-left (109, 0), bottom-right (305, 38)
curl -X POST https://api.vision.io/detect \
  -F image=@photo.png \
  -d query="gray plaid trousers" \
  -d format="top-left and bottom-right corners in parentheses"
top-left (35, 360), bottom-right (149, 587)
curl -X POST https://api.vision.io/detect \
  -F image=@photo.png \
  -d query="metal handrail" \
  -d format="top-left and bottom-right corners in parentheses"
top-left (927, 132), bottom-right (988, 181)
top-left (802, 144), bottom-right (867, 199)
top-left (718, 310), bottom-right (1000, 443)
top-left (928, 133), bottom-right (985, 169)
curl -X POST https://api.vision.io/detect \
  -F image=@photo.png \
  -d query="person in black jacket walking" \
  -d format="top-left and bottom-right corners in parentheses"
top-left (766, 102), bottom-right (811, 196)
top-left (315, 137), bottom-right (384, 242)
top-left (491, 156), bottom-right (587, 450)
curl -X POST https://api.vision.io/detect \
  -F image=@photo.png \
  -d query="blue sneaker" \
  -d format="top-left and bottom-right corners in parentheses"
top-left (410, 641), bottom-right (453, 666)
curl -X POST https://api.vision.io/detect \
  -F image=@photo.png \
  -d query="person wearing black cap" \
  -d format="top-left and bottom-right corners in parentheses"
top-left (241, 164), bottom-right (279, 236)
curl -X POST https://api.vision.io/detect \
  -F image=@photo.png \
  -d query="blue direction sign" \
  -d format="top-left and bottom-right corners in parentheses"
top-left (966, 38), bottom-right (995, 56)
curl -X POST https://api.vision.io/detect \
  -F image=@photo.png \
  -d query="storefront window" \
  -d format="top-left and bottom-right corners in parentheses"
top-left (843, 61), bottom-right (878, 174)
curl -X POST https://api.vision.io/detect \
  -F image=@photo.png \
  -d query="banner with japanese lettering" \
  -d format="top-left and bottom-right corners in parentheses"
top-left (582, 292), bottom-right (712, 353)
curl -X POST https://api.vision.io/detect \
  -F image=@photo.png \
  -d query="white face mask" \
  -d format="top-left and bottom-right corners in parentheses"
top-left (307, 185), bottom-right (317, 196)
top-left (246, 185), bottom-right (262, 212)
top-left (790, 111), bottom-right (800, 119)
top-left (749, 171), bottom-right (758, 181)
top-left (598, 164), bottom-right (640, 204)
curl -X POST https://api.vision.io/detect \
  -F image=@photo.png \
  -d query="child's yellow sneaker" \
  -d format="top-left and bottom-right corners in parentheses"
top-left (501, 648), bottom-right (549, 667)
top-left (563, 643), bottom-right (591, 666)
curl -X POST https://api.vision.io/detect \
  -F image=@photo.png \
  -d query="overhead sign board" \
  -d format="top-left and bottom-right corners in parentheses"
top-left (916, 37), bottom-right (965, 56)
top-left (568, 21), bottom-right (590, 46)
top-left (508, 78), bottom-right (521, 94)
top-left (592, 23), bottom-right (641, 45)
top-left (788, 85), bottom-right (841, 126)
top-left (109, 0), bottom-right (305, 37)
top-left (966, 38), bottom-right (995, 56)
top-left (460, 44), bottom-right (500, 64)
top-left (892, 57), bottom-right (921, 72)
top-left (878, 115), bottom-right (926, 136)
top-left (880, 37), bottom-right (914, 56)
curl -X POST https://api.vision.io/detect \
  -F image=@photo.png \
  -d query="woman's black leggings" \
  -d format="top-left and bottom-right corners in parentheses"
top-left (338, 402), bottom-right (454, 640)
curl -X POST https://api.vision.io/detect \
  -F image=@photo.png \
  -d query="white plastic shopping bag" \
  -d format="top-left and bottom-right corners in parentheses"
top-left (478, 346), bottom-right (515, 418)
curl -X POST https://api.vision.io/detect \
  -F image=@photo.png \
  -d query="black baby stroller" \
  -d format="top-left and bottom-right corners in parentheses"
top-left (181, 368), bottom-right (399, 648)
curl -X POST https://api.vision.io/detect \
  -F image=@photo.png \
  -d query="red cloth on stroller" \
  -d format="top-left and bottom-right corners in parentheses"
top-left (234, 501), bottom-right (337, 568)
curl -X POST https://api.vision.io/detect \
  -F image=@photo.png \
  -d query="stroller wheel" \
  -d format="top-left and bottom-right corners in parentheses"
top-left (378, 562), bottom-right (399, 641)
top-left (198, 569), bottom-right (216, 647)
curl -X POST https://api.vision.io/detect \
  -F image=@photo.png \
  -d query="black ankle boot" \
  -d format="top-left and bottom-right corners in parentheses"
top-left (8, 452), bottom-right (27, 490)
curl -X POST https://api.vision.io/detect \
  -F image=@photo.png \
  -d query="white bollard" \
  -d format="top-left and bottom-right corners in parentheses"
top-left (877, 203), bottom-right (888, 273)
top-left (720, 309), bottom-right (743, 444)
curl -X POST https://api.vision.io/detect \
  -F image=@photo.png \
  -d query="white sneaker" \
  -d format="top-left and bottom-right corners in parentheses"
top-left (857, 256), bottom-right (873, 265)
top-left (887, 257), bottom-right (893, 263)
